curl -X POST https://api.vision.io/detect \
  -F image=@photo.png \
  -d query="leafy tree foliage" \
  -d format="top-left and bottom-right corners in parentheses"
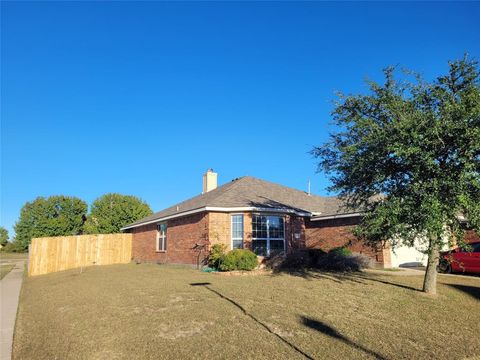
top-left (313, 56), bottom-right (480, 294)
top-left (0, 227), bottom-right (9, 247)
top-left (84, 193), bottom-right (152, 234)
top-left (14, 196), bottom-right (88, 250)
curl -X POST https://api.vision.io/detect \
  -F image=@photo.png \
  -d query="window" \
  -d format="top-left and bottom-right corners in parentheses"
top-left (156, 223), bottom-right (167, 252)
top-left (231, 214), bottom-right (244, 249)
top-left (252, 215), bottom-right (285, 256)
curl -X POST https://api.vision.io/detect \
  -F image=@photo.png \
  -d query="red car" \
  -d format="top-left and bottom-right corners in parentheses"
top-left (439, 242), bottom-right (480, 274)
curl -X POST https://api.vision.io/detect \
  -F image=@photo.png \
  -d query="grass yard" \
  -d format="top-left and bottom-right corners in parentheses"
top-left (0, 252), bottom-right (28, 260)
top-left (0, 263), bottom-right (15, 279)
top-left (13, 264), bottom-right (480, 360)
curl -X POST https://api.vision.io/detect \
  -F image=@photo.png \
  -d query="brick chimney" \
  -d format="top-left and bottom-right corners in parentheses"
top-left (202, 169), bottom-right (217, 193)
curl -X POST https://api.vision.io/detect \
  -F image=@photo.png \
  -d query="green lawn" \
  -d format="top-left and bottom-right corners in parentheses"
top-left (0, 263), bottom-right (15, 279)
top-left (13, 264), bottom-right (480, 360)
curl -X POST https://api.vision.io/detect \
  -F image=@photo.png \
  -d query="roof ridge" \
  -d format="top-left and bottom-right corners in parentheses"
top-left (243, 176), bottom-right (327, 200)
top-left (215, 176), bottom-right (248, 196)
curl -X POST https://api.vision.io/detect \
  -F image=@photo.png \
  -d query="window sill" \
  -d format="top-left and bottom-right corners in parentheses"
top-left (155, 250), bottom-right (167, 253)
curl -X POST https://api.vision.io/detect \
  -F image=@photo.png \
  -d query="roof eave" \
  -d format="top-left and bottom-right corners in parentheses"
top-left (121, 207), bottom-right (206, 231)
top-left (121, 206), bottom-right (313, 231)
top-left (310, 212), bottom-right (363, 221)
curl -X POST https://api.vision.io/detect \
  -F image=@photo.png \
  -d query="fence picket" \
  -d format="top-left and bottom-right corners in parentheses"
top-left (28, 234), bottom-right (132, 276)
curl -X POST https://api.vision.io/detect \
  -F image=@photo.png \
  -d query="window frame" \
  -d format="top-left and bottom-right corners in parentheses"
top-left (251, 214), bottom-right (286, 256)
top-left (230, 213), bottom-right (244, 250)
top-left (156, 223), bottom-right (167, 252)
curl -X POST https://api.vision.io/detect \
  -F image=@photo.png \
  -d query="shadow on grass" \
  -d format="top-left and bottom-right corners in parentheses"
top-left (446, 284), bottom-right (480, 300)
top-left (272, 268), bottom-right (421, 292)
top-left (190, 282), bottom-right (315, 360)
top-left (271, 268), bottom-right (368, 284)
top-left (300, 316), bottom-right (387, 360)
top-left (355, 275), bottom-right (421, 292)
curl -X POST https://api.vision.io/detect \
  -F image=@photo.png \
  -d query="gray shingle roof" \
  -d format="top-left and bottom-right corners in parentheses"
top-left (123, 176), bottom-right (356, 229)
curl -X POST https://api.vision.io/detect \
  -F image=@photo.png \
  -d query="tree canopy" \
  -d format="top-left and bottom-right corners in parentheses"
top-left (14, 196), bottom-right (88, 250)
top-left (0, 227), bottom-right (9, 247)
top-left (312, 56), bottom-right (480, 294)
top-left (84, 193), bottom-right (152, 234)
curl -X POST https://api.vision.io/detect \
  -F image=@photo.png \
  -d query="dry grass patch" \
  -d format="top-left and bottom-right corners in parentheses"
top-left (13, 264), bottom-right (480, 360)
top-left (0, 252), bottom-right (28, 261)
top-left (0, 263), bottom-right (15, 279)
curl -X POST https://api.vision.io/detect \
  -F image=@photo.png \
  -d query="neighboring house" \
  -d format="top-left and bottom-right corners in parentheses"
top-left (122, 170), bottom-right (392, 267)
top-left (122, 170), bottom-right (479, 268)
top-left (388, 221), bottom-right (480, 267)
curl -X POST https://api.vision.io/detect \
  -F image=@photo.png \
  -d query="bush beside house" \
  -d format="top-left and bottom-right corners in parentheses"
top-left (219, 249), bottom-right (258, 271)
top-left (207, 244), bottom-right (370, 273)
top-left (208, 244), bottom-right (227, 269)
top-left (207, 245), bottom-right (258, 271)
top-left (267, 247), bottom-right (372, 272)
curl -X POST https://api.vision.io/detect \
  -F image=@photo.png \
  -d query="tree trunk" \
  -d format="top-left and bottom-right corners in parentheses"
top-left (423, 239), bottom-right (440, 295)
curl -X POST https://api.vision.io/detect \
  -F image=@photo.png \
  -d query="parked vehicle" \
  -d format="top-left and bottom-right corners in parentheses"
top-left (438, 242), bottom-right (480, 274)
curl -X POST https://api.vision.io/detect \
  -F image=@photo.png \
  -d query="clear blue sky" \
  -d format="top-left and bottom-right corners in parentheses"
top-left (1, 1), bottom-right (479, 237)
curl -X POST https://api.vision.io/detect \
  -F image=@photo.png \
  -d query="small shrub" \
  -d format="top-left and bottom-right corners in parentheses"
top-left (0, 241), bottom-right (26, 253)
top-left (269, 248), bottom-right (371, 272)
top-left (316, 252), bottom-right (372, 272)
top-left (348, 253), bottom-right (373, 270)
top-left (305, 249), bottom-right (327, 264)
top-left (208, 244), bottom-right (227, 269)
top-left (267, 249), bottom-right (327, 270)
top-left (263, 252), bottom-right (286, 269)
top-left (219, 249), bottom-right (258, 271)
top-left (277, 251), bottom-right (309, 269)
top-left (329, 247), bottom-right (352, 257)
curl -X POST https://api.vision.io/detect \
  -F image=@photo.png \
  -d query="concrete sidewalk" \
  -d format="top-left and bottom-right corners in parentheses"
top-left (0, 261), bottom-right (25, 360)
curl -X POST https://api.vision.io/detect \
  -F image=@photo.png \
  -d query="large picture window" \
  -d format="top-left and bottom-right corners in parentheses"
top-left (231, 214), bottom-right (244, 249)
top-left (156, 223), bottom-right (167, 252)
top-left (252, 215), bottom-right (285, 256)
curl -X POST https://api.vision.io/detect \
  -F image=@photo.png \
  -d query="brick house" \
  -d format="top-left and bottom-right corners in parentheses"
top-left (122, 170), bottom-right (393, 268)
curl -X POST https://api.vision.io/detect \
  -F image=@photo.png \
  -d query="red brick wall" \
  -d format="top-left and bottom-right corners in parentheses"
top-left (131, 223), bottom-right (158, 262)
top-left (304, 217), bottom-right (391, 268)
top-left (130, 211), bottom-right (396, 268)
top-left (465, 230), bottom-right (480, 244)
top-left (131, 212), bottom-right (209, 266)
top-left (285, 216), bottom-right (306, 251)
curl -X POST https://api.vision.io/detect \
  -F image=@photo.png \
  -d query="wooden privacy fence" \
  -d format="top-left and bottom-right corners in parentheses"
top-left (28, 233), bottom-right (132, 276)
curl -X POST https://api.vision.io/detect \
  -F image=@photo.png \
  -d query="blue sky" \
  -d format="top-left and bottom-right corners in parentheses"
top-left (1, 1), bottom-right (479, 237)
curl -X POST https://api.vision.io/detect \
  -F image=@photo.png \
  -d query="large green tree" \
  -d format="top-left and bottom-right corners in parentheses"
top-left (84, 193), bottom-right (152, 234)
top-left (0, 227), bottom-right (9, 247)
top-left (14, 196), bottom-right (88, 250)
top-left (312, 56), bottom-right (480, 295)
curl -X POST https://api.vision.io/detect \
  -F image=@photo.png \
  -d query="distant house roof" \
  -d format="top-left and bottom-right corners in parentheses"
top-left (121, 176), bottom-right (360, 230)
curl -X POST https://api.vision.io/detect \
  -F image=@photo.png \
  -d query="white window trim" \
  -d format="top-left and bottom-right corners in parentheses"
top-left (230, 213), bottom-right (244, 250)
top-left (251, 214), bottom-right (286, 256)
top-left (156, 223), bottom-right (167, 252)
